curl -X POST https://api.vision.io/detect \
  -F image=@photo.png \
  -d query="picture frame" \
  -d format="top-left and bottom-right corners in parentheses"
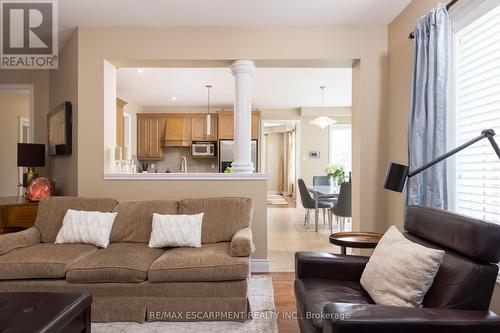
top-left (47, 101), bottom-right (72, 156)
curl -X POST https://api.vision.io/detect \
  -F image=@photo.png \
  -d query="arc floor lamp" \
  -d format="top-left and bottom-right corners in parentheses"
top-left (384, 129), bottom-right (500, 192)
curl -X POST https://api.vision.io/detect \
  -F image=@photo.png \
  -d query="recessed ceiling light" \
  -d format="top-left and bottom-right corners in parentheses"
top-left (137, 69), bottom-right (144, 74)
top-left (171, 96), bottom-right (177, 101)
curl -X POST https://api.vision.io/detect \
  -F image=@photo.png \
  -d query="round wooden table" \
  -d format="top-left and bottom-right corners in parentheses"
top-left (329, 231), bottom-right (383, 255)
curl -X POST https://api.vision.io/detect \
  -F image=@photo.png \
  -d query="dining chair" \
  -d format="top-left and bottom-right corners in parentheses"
top-left (312, 176), bottom-right (329, 186)
top-left (298, 179), bottom-right (333, 226)
top-left (331, 181), bottom-right (351, 232)
top-left (312, 176), bottom-right (337, 223)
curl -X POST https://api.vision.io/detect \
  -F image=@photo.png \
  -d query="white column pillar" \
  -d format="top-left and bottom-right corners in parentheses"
top-left (230, 60), bottom-right (255, 173)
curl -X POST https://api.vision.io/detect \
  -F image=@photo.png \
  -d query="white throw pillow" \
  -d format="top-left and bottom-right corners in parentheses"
top-left (360, 225), bottom-right (445, 307)
top-left (149, 213), bottom-right (204, 248)
top-left (55, 209), bottom-right (117, 248)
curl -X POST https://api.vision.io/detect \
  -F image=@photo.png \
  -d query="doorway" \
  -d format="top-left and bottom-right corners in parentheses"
top-left (0, 84), bottom-right (34, 197)
top-left (262, 120), bottom-right (300, 207)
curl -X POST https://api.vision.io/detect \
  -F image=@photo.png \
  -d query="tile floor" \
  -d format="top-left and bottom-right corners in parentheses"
top-left (268, 207), bottom-right (351, 271)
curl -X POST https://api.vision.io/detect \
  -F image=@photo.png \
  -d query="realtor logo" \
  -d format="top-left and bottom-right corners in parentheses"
top-left (0, 0), bottom-right (58, 68)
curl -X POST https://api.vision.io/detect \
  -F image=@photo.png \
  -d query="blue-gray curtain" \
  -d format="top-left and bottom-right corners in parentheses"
top-left (406, 4), bottom-right (449, 209)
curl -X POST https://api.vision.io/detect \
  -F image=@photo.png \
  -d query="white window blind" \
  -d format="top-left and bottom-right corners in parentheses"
top-left (454, 3), bottom-right (500, 223)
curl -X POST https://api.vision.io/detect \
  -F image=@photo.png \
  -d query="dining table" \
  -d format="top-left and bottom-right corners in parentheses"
top-left (308, 184), bottom-right (339, 232)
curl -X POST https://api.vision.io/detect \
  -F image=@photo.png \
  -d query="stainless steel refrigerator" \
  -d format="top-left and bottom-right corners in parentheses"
top-left (219, 140), bottom-right (258, 172)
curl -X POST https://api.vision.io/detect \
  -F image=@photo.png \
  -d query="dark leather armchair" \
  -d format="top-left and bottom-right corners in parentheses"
top-left (294, 205), bottom-right (500, 333)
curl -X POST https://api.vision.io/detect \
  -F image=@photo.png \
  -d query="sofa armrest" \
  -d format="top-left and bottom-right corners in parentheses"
top-left (230, 227), bottom-right (255, 257)
top-left (0, 227), bottom-right (41, 256)
top-left (295, 252), bottom-right (369, 281)
top-left (322, 302), bottom-right (500, 333)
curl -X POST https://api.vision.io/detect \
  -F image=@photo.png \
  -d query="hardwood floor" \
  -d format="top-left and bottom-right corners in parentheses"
top-left (265, 272), bottom-right (300, 333)
top-left (267, 194), bottom-right (296, 208)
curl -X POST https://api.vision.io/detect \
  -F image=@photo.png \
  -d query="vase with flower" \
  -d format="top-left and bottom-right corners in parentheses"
top-left (325, 164), bottom-right (345, 188)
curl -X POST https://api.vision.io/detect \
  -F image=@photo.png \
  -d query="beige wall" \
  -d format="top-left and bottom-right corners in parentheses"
top-left (56, 26), bottom-right (388, 262)
top-left (49, 31), bottom-right (79, 196)
top-left (0, 70), bottom-right (50, 178)
top-left (0, 92), bottom-right (29, 196)
top-left (388, 0), bottom-right (500, 312)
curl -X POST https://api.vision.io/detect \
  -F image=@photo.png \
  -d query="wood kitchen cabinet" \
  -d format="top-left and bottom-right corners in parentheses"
top-left (192, 116), bottom-right (218, 141)
top-left (116, 98), bottom-right (127, 147)
top-left (251, 114), bottom-right (260, 140)
top-left (137, 116), bottom-right (164, 160)
top-left (218, 114), bottom-right (234, 140)
top-left (164, 117), bottom-right (192, 145)
top-left (217, 112), bottom-right (260, 140)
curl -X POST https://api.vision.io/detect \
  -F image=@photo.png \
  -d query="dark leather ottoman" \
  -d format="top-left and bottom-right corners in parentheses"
top-left (0, 292), bottom-right (92, 333)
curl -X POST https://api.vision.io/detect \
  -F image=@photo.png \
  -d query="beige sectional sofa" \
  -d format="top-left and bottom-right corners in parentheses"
top-left (0, 196), bottom-right (255, 323)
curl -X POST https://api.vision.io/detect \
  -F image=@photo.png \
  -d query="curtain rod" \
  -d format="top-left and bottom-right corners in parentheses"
top-left (408, 0), bottom-right (459, 39)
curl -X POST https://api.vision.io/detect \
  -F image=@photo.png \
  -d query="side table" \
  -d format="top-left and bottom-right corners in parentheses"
top-left (0, 196), bottom-right (38, 235)
top-left (329, 231), bottom-right (383, 255)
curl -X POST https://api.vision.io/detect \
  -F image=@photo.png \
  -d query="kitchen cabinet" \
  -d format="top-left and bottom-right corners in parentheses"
top-left (137, 116), bottom-right (164, 160)
top-left (217, 112), bottom-right (260, 140)
top-left (251, 114), bottom-right (260, 140)
top-left (218, 114), bottom-right (234, 140)
top-left (192, 116), bottom-right (218, 141)
top-left (116, 98), bottom-right (127, 147)
top-left (164, 117), bottom-right (192, 146)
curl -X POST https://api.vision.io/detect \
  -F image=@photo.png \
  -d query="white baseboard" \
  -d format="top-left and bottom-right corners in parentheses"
top-left (251, 259), bottom-right (269, 273)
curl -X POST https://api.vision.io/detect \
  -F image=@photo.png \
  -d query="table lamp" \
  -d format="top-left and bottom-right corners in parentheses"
top-left (17, 143), bottom-right (45, 187)
top-left (384, 129), bottom-right (500, 192)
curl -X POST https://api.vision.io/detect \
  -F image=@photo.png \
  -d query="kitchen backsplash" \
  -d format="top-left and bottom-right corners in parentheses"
top-left (138, 147), bottom-right (218, 173)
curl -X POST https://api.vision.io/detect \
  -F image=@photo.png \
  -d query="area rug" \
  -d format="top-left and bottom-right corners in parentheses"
top-left (92, 275), bottom-right (278, 333)
top-left (267, 194), bottom-right (288, 205)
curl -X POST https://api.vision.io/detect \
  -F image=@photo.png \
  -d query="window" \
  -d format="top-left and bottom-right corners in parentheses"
top-left (451, 1), bottom-right (500, 223)
top-left (329, 124), bottom-right (352, 174)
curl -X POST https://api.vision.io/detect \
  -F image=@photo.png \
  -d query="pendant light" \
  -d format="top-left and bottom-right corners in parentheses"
top-left (310, 86), bottom-right (337, 130)
top-left (206, 85), bottom-right (212, 136)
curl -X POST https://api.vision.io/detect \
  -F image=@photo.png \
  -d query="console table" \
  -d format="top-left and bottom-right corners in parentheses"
top-left (0, 196), bottom-right (38, 234)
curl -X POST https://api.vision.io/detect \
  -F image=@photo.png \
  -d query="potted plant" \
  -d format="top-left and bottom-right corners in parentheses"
top-left (325, 164), bottom-right (345, 186)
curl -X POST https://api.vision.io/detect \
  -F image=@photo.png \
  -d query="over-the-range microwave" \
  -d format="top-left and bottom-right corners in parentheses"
top-left (192, 142), bottom-right (216, 157)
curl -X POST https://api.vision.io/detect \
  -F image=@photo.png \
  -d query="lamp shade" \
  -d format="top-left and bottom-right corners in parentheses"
top-left (17, 143), bottom-right (45, 167)
top-left (383, 162), bottom-right (409, 192)
top-left (309, 116), bottom-right (337, 130)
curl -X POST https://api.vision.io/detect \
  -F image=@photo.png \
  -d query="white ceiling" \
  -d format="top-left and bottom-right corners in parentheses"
top-left (117, 67), bottom-right (352, 108)
top-left (58, 0), bottom-right (410, 46)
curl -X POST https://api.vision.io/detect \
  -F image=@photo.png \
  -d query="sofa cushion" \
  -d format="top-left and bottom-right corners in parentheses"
top-left (0, 227), bottom-right (41, 256)
top-left (179, 197), bottom-right (253, 243)
top-left (35, 197), bottom-right (118, 243)
top-left (66, 243), bottom-right (164, 283)
top-left (149, 213), bottom-right (204, 248)
top-left (0, 243), bottom-right (97, 280)
top-left (360, 226), bottom-right (445, 307)
top-left (55, 209), bottom-right (117, 248)
top-left (110, 200), bottom-right (178, 243)
top-left (148, 242), bottom-right (250, 282)
top-left (294, 278), bottom-right (374, 331)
